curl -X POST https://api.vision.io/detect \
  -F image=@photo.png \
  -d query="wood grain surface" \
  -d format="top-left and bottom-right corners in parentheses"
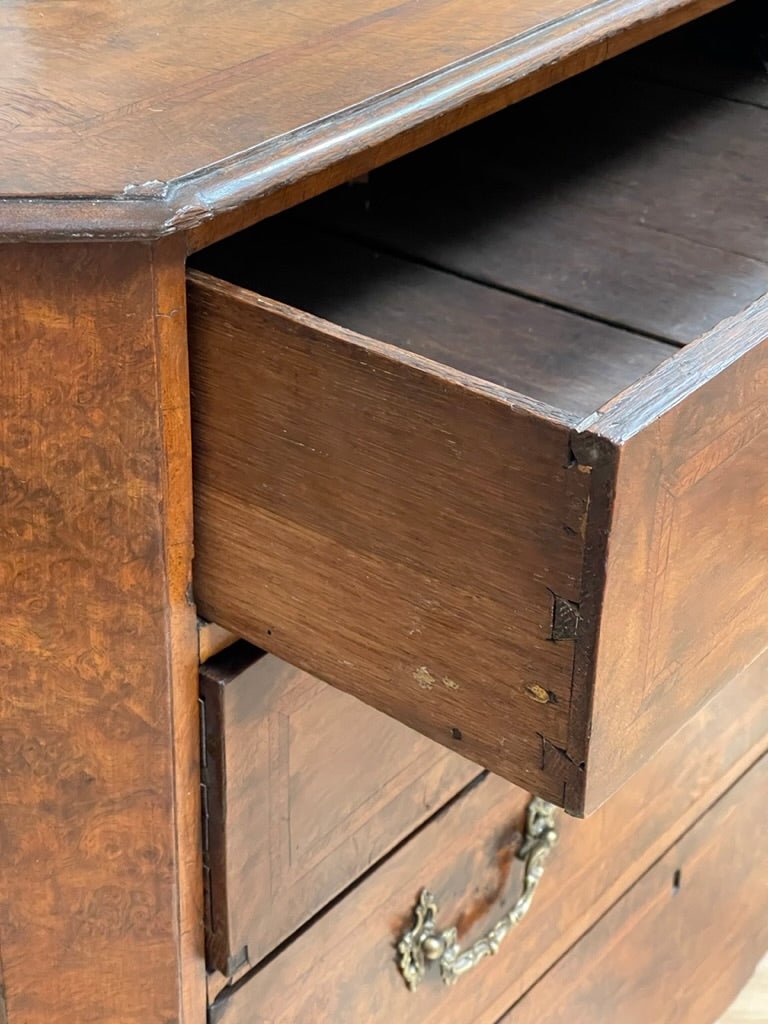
top-left (576, 294), bottom-right (768, 811)
top-left (0, 242), bottom-right (204, 1023)
top-left (500, 755), bottom-right (768, 1024)
top-left (189, 271), bottom-right (591, 808)
top-left (208, 647), bottom-right (768, 1022)
top-left (200, 643), bottom-right (478, 975)
top-left (0, 0), bottom-right (731, 240)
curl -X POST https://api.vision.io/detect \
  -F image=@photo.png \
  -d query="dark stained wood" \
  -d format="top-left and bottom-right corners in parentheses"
top-left (193, 224), bottom-right (674, 418)
top-left (208, 648), bottom-right (768, 1023)
top-left (574, 294), bottom-right (768, 811)
top-left (0, 0), bottom-right (733, 241)
top-left (188, 271), bottom-right (592, 809)
top-left (0, 242), bottom-right (205, 1022)
top-left (297, 61), bottom-right (768, 344)
top-left (501, 756), bottom-right (768, 1024)
top-left (200, 643), bottom-right (478, 974)
top-left (619, 0), bottom-right (768, 108)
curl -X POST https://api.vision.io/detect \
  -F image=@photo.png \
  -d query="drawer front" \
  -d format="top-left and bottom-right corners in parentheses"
top-left (208, 644), bottom-right (768, 1023)
top-left (500, 753), bottom-right (768, 1024)
top-left (576, 303), bottom-right (768, 811)
top-left (200, 643), bottom-right (477, 974)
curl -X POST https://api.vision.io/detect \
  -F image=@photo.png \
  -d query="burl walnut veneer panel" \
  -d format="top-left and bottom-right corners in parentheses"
top-left (0, 242), bottom-right (204, 1024)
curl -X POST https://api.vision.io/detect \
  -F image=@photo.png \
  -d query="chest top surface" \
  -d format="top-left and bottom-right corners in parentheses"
top-left (0, 0), bottom-right (728, 239)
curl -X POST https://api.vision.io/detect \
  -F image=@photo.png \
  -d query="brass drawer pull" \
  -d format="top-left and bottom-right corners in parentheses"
top-left (397, 796), bottom-right (558, 989)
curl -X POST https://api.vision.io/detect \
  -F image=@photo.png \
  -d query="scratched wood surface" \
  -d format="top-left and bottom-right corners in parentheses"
top-left (0, 0), bottom-right (730, 239)
top-left (0, 242), bottom-right (205, 1022)
top-left (208, 648), bottom-right (768, 1021)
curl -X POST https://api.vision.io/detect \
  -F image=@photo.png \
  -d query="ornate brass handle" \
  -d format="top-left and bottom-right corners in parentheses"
top-left (397, 796), bottom-right (558, 989)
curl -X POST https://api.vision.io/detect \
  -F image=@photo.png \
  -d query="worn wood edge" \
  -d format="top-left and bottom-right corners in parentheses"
top-left (0, 0), bottom-right (730, 242)
top-left (183, 0), bottom-right (731, 251)
top-left (187, 269), bottom-right (576, 427)
top-left (199, 643), bottom-right (267, 974)
top-left (198, 620), bottom-right (241, 663)
top-left (581, 292), bottom-right (768, 445)
top-left (151, 235), bottom-right (209, 1022)
top-left (198, 665), bottom-right (232, 977)
top-left (558, 433), bottom-right (620, 816)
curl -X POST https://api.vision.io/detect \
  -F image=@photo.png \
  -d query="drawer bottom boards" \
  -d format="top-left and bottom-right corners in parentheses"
top-left (208, 650), bottom-right (768, 1022)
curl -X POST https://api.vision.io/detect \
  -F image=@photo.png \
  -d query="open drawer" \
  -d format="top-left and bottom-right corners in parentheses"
top-left (188, 8), bottom-right (768, 815)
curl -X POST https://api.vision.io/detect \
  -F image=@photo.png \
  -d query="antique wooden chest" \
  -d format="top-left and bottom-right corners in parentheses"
top-left (1, 1), bottom-right (766, 1022)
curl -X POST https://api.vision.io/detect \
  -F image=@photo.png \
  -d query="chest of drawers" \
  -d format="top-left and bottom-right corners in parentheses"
top-left (1, 2), bottom-right (766, 1022)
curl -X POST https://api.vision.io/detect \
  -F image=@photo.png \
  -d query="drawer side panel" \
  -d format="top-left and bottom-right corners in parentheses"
top-left (189, 273), bottom-right (590, 807)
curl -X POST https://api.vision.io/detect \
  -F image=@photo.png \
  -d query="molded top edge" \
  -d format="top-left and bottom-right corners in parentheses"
top-left (0, 0), bottom-right (726, 240)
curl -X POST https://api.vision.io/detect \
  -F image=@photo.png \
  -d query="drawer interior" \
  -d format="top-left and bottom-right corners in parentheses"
top-left (192, 0), bottom-right (768, 421)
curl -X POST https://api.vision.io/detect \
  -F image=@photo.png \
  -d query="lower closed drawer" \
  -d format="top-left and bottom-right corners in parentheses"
top-left (208, 644), bottom-right (768, 1022)
top-left (500, 752), bottom-right (768, 1024)
top-left (200, 643), bottom-right (477, 974)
